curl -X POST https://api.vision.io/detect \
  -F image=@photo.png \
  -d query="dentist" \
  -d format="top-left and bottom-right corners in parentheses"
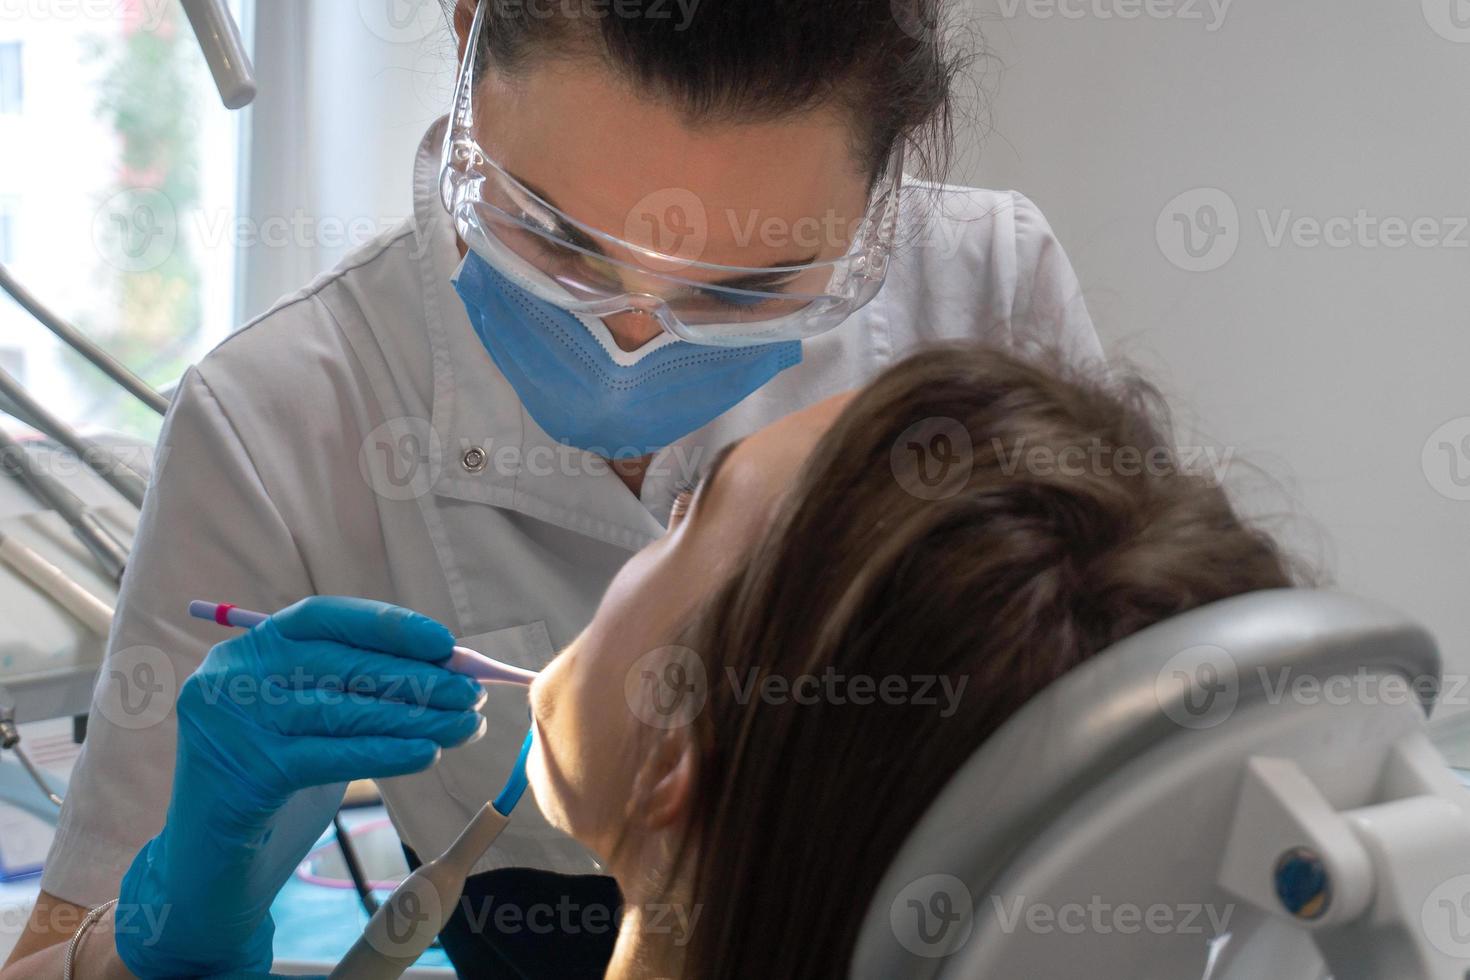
top-left (6, 0), bottom-right (1101, 975)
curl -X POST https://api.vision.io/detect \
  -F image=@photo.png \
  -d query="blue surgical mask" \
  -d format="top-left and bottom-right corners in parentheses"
top-left (452, 251), bottom-right (803, 459)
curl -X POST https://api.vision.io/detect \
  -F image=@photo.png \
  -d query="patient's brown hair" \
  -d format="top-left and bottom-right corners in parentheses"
top-left (667, 344), bottom-right (1297, 978)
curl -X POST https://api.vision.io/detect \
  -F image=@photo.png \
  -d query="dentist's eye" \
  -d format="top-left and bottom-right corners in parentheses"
top-left (520, 207), bottom-right (559, 237)
top-left (705, 288), bottom-right (775, 310)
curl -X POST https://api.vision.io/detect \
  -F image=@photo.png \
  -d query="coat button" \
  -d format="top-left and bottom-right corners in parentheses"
top-left (462, 447), bottom-right (488, 473)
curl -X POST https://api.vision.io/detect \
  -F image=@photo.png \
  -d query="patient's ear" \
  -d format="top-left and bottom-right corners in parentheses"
top-left (452, 1), bottom-right (475, 60)
top-left (630, 729), bottom-right (696, 831)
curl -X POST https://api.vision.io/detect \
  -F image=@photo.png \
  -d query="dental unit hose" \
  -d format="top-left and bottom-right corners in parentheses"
top-left (0, 363), bottom-right (149, 508)
top-left (0, 264), bottom-right (170, 417)
top-left (0, 427), bottom-right (129, 583)
top-left (329, 728), bottom-right (534, 979)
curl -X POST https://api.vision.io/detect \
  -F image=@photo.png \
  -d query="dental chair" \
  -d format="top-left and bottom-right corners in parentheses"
top-left (853, 589), bottom-right (1470, 979)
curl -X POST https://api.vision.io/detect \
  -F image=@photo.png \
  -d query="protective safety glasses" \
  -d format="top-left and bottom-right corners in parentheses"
top-left (439, 0), bottom-right (904, 347)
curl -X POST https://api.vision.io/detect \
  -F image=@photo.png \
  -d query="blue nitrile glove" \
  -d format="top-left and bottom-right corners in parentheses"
top-left (116, 597), bottom-right (484, 978)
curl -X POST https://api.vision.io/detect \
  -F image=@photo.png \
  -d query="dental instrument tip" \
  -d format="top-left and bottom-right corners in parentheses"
top-left (448, 646), bottom-right (539, 687)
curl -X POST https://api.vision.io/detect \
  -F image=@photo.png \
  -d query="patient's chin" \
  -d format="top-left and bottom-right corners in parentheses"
top-left (525, 743), bottom-right (569, 830)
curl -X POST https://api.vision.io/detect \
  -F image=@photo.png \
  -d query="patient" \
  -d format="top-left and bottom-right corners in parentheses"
top-left (527, 343), bottom-right (1298, 979)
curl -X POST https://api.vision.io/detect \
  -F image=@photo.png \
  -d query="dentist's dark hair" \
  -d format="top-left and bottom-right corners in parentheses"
top-left (657, 343), bottom-right (1301, 979)
top-left (450, 0), bottom-right (967, 181)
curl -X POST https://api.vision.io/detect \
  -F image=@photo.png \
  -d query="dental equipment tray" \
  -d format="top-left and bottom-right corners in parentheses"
top-left (0, 442), bottom-right (137, 724)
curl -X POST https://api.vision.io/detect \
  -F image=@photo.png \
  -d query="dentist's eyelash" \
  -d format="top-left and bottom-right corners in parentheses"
top-left (670, 478), bottom-right (700, 519)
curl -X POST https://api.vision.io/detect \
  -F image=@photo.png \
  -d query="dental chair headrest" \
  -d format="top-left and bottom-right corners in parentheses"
top-left (850, 588), bottom-right (1440, 978)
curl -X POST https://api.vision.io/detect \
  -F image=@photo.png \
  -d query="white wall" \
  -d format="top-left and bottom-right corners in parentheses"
top-left (958, 0), bottom-right (1470, 692)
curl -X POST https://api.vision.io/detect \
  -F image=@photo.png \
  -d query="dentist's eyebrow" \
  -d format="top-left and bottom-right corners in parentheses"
top-left (510, 173), bottom-right (821, 285)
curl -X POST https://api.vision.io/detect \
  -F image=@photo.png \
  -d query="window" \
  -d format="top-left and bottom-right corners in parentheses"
top-left (0, 196), bottom-right (14, 263)
top-left (0, 348), bottom-right (23, 383)
top-left (0, 43), bottom-right (20, 115)
top-left (0, 8), bottom-right (243, 441)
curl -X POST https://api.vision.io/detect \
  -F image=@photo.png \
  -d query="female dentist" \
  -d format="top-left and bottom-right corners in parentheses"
top-left (5, 0), bottom-right (1100, 975)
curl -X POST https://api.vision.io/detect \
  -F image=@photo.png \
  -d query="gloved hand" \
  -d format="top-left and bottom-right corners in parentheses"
top-left (116, 596), bottom-right (484, 978)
